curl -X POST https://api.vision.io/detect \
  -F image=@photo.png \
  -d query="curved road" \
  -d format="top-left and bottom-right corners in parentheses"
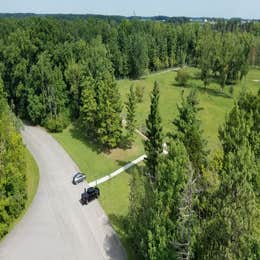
top-left (0, 125), bottom-right (126, 260)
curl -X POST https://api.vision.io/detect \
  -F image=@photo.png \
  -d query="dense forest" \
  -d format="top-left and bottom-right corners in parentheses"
top-left (0, 79), bottom-right (27, 239)
top-left (0, 16), bottom-right (260, 148)
top-left (0, 15), bottom-right (259, 257)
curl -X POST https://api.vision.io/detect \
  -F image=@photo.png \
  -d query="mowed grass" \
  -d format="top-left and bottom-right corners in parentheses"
top-left (118, 67), bottom-right (260, 150)
top-left (52, 127), bottom-right (145, 182)
top-left (52, 68), bottom-right (260, 259)
top-left (98, 165), bottom-right (142, 260)
top-left (6, 148), bottom-right (39, 236)
top-left (24, 148), bottom-right (39, 207)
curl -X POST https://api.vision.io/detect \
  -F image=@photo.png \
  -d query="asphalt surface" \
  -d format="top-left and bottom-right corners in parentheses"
top-left (0, 125), bottom-right (126, 260)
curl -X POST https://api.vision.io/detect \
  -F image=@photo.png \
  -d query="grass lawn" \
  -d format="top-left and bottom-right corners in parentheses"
top-left (52, 127), bottom-right (145, 182)
top-left (118, 67), bottom-right (260, 150)
top-left (98, 165), bottom-right (143, 260)
top-left (52, 67), bottom-right (260, 259)
top-left (6, 148), bottom-right (39, 236)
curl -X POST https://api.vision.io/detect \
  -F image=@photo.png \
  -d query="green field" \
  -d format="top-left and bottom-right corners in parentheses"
top-left (52, 67), bottom-right (260, 259)
top-left (6, 148), bottom-right (39, 236)
top-left (118, 67), bottom-right (260, 150)
top-left (52, 127), bottom-right (145, 182)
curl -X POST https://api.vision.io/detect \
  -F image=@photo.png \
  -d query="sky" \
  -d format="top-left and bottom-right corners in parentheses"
top-left (1, 0), bottom-right (260, 19)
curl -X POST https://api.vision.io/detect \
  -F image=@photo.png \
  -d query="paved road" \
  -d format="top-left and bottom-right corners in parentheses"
top-left (0, 125), bottom-right (126, 260)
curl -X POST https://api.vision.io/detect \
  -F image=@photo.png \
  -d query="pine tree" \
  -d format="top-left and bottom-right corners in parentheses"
top-left (144, 81), bottom-right (163, 184)
top-left (125, 85), bottom-right (136, 146)
top-left (96, 72), bottom-right (122, 149)
top-left (129, 139), bottom-right (195, 260)
top-left (174, 164), bottom-right (197, 260)
top-left (80, 77), bottom-right (97, 136)
top-left (218, 103), bottom-right (259, 195)
top-left (173, 89), bottom-right (208, 177)
top-left (202, 105), bottom-right (260, 259)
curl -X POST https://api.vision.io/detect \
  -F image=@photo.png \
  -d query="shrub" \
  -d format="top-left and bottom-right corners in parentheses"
top-left (228, 85), bottom-right (234, 96)
top-left (175, 69), bottom-right (190, 86)
top-left (135, 85), bottom-right (145, 103)
top-left (45, 113), bottom-right (69, 133)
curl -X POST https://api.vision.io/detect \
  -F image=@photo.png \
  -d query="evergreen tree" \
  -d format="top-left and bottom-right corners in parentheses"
top-left (173, 89), bottom-right (208, 177)
top-left (144, 81), bottom-right (163, 184)
top-left (95, 71), bottom-right (122, 149)
top-left (197, 27), bottom-right (214, 87)
top-left (238, 90), bottom-right (260, 161)
top-left (129, 33), bottom-right (148, 79)
top-left (80, 77), bottom-right (97, 136)
top-left (125, 85), bottom-right (137, 146)
top-left (201, 104), bottom-right (260, 259)
top-left (174, 164), bottom-right (197, 260)
top-left (80, 70), bottom-right (122, 150)
top-left (65, 60), bottom-right (85, 118)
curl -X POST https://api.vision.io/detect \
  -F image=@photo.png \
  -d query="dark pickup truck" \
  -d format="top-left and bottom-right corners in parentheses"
top-left (81, 187), bottom-right (100, 205)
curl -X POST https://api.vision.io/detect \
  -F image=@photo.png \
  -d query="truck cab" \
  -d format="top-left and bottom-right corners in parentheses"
top-left (81, 187), bottom-right (100, 205)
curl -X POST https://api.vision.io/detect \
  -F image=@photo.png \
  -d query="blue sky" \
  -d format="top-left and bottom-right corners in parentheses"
top-left (1, 0), bottom-right (260, 19)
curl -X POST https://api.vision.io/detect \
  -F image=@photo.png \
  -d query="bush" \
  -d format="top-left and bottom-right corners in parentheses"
top-left (135, 85), bottom-right (145, 103)
top-left (228, 85), bottom-right (234, 96)
top-left (175, 69), bottom-right (190, 86)
top-left (45, 113), bottom-right (69, 133)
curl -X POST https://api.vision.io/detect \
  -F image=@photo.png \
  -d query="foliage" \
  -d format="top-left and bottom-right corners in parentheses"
top-left (129, 33), bottom-right (149, 79)
top-left (175, 68), bottom-right (190, 86)
top-left (144, 81), bottom-right (163, 183)
top-left (200, 103), bottom-right (260, 259)
top-left (0, 16), bottom-right (254, 136)
top-left (135, 85), bottom-right (145, 103)
top-left (173, 89), bottom-right (208, 176)
top-left (0, 81), bottom-right (27, 239)
top-left (125, 85), bottom-right (137, 146)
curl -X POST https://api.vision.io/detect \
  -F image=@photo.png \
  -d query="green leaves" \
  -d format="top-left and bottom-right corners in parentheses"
top-left (173, 89), bottom-right (208, 176)
top-left (80, 72), bottom-right (122, 150)
top-left (0, 95), bottom-right (26, 239)
top-left (145, 81), bottom-right (163, 183)
top-left (125, 85), bottom-right (137, 146)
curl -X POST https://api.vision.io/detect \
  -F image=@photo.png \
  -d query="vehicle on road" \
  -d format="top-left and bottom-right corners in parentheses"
top-left (72, 172), bottom-right (86, 185)
top-left (81, 187), bottom-right (100, 205)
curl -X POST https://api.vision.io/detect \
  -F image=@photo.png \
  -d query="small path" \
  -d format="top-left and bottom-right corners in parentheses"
top-left (135, 128), bottom-right (149, 140)
top-left (88, 154), bottom-right (147, 187)
top-left (141, 67), bottom-right (180, 78)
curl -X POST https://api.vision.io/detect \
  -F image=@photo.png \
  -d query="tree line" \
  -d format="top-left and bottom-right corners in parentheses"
top-left (128, 83), bottom-right (260, 259)
top-left (0, 15), bottom-right (259, 256)
top-left (0, 16), bottom-right (258, 150)
top-left (0, 79), bottom-right (27, 239)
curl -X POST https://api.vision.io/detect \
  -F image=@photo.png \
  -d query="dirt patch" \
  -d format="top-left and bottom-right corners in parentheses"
top-left (107, 144), bottom-right (138, 161)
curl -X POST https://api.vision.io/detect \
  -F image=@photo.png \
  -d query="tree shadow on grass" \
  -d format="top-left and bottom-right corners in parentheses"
top-left (197, 85), bottom-right (232, 99)
top-left (115, 159), bottom-right (130, 168)
top-left (114, 160), bottom-right (145, 173)
top-left (107, 214), bottom-right (133, 260)
top-left (117, 136), bottom-right (132, 151)
top-left (69, 122), bottom-right (103, 154)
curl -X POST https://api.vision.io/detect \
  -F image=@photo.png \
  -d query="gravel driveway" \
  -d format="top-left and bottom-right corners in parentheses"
top-left (0, 125), bottom-right (126, 260)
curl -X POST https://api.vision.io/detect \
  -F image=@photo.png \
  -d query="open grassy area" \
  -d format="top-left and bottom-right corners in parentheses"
top-left (118, 67), bottom-right (260, 150)
top-left (6, 148), bottom-right (39, 235)
top-left (52, 127), bottom-right (145, 182)
top-left (52, 67), bottom-right (260, 259)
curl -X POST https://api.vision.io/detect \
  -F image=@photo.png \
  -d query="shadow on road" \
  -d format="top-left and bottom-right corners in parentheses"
top-left (104, 215), bottom-right (127, 260)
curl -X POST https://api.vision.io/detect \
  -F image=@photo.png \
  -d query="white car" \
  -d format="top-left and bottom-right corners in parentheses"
top-left (72, 172), bottom-right (86, 185)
